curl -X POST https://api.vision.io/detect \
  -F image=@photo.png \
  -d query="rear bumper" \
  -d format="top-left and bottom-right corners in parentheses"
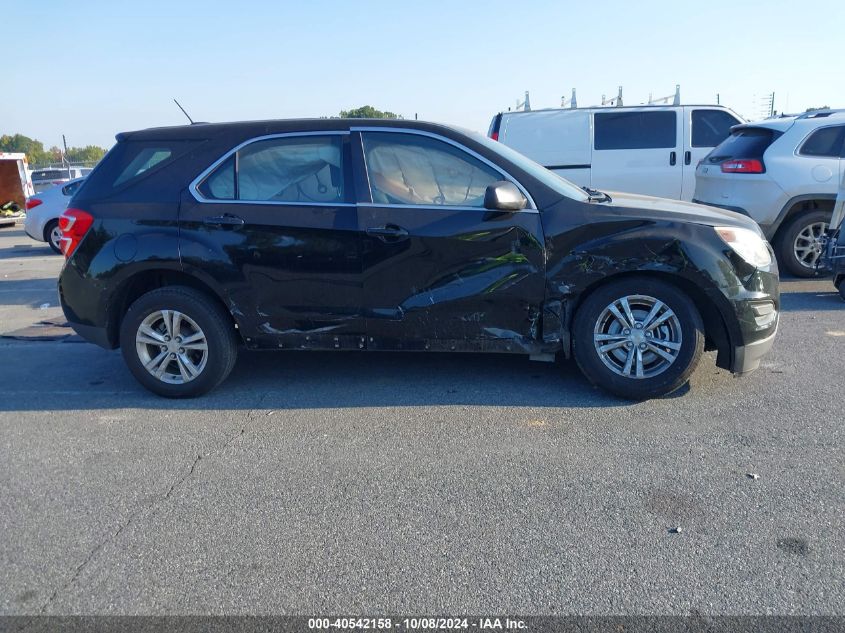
top-left (23, 217), bottom-right (42, 241)
top-left (66, 320), bottom-right (113, 348)
top-left (731, 324), bottom-right (777, 375)
top-left (692, 199), bottom-right (749, 218)
top-left (58, 270), bottom-right (117, 350)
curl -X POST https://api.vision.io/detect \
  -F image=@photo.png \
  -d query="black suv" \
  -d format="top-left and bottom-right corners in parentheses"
top-left (58, 119), bottom-right (779, 399)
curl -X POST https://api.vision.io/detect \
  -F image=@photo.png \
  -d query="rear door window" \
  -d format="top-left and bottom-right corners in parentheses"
top-left (798, 126), bottom-right (845, 158)
top-left (196, 135), bottom-right (347, 204)
top-left (594, 111), bottom-right (677, 150)
top-left (691, 109), bottom-right (741, 147)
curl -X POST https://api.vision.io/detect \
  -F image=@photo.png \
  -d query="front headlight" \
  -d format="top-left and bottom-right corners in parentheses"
top-left (714, 226), bottom-right (772, 268)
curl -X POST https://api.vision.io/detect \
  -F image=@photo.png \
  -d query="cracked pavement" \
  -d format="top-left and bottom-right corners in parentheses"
top-left (0, 225), bottom-right (843, 615)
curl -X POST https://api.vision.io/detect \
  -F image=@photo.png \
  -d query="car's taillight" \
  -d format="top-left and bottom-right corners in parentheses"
top-left (490, 131), bottom-right (499, 141)
top-left (25, 198), bottom-right (42, 210)
top-left (58, 208), bottom-right (94, 258)
top-left (721, 158), bottom-right (764, 174)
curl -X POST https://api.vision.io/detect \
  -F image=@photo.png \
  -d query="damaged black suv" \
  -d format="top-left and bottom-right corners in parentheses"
top-left (58, 119), bottom-right (779, 399)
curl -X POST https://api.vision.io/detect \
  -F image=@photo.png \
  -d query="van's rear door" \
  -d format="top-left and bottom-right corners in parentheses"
top-left (682, 107), bottom-right (743, 200)
top-left (498, 110), bottom-right (592, 188)
top-left (590, 107), bottom-right (682, 199)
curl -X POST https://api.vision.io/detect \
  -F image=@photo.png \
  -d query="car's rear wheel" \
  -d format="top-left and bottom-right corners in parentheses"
top-left (572, 277), bottom-right (705, 400)
top-left (778, 211), bottom-right (830, 277)
top-left (43, 220), bottom-right (62, 254)
top-left (119, 286), bottom-right (238, 397)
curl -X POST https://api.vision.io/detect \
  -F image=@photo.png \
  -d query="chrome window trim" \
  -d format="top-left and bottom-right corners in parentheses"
top-left (188, 131), bottom-right (352, 205)
top-left (361, 202), bottom-right (538, 214)
top-left (351, 126), bottom-right (538, 210)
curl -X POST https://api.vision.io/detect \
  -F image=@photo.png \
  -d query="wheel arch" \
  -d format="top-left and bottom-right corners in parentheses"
top-left (104, 268), bottom-right (243, 348)
top-left (42, 217), bottom-right (59, 242)
top-left (565, 270), bottom-right (735, 370)
top-left (770, 194), bottom-right (836, 240)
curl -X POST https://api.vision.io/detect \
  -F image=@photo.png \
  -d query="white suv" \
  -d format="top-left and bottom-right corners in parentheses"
top-left (694, 110), bottom-right (845, 277)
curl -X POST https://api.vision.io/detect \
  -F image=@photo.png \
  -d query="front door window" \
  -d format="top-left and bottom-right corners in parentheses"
top-left (362, 132), bottom-right (501, 207)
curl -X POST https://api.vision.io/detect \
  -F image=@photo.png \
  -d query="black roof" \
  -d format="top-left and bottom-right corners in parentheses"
top-left (116, 118), bottom-right (458, 142)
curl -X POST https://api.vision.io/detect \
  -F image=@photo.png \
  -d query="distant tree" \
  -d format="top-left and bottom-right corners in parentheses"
top-left (1, 133), bottom-right (107, 166)
top-left (0, 133), bottom-right (50, 165)
top-left (46, 146), bottom-right (63, 163)
top-left (66, 145), bottom-right (107, 163)
top-left (805, 106), bottom-right (830, 112)
top-left (339, 105), bottom-right (402, 119)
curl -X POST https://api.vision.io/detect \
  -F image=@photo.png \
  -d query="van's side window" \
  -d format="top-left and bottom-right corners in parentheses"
top-left (594, 111), bottom-right (676, 150)
top-left (691, 110), bottom-right (740, 147)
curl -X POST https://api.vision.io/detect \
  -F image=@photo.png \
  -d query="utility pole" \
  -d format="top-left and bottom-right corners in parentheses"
top-left (62, 134), bottom-right (69, 177)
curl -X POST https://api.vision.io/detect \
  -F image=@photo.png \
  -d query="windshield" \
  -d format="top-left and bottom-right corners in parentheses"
top-left (470, 131), bottom-right (589, 202)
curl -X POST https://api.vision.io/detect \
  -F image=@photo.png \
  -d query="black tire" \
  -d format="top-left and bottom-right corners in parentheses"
top-left (43, 220), bottom-right (62, 254)
top-left (572, 277), bottom-right (705, 400)
top-left (838, 279), bottom-right (845, 302)
top-left (119, 286), bottom-right (238, 397)
top-left (776, 211), bottom-right (830, 278)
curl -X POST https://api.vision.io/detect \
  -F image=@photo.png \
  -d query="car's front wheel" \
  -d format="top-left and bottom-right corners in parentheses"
top-left (43, 220), bottom-right (62, 254)
top-left (119, 286), bottom-right (238, 397)
top-left (572, 277), bottom-right (705, 400)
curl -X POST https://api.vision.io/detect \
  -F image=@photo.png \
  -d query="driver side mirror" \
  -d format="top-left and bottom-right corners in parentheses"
top-left (484, 181), bottom-right (527, 211)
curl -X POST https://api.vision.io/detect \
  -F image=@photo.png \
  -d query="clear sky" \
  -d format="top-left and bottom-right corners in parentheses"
top-left (4, 0), bottom-right (843, 150)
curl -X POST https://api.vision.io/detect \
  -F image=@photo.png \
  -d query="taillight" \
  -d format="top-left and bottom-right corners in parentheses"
top-left (25, 198), bottom-right (42, 210)
top-left (721, 158), bottom-right (764, 174)
top-left (490, 131), bottom-right (499, 141)
top-left (58, 208), bottom-right (94, 258)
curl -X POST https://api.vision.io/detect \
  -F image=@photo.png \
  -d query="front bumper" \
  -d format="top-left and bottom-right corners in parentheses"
top-left (731, 324), bottom-right (777, 375)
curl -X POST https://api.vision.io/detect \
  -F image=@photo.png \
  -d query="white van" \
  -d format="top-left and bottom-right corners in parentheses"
top-left (489, 105), bottom-right (743, 200)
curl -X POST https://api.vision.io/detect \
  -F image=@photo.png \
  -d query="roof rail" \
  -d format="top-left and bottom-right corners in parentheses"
top-left (796, 109), bottom-right (845, 120)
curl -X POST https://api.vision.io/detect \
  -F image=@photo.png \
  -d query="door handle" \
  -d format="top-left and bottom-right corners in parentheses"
top-left (670, 151), bottom-right (677, 166)
top-left (684, 151), bottom-right (692, 166)
top-left (203, 214), bottom-right (245, 227)
top-left (366, 224), bottom-right (409, 241)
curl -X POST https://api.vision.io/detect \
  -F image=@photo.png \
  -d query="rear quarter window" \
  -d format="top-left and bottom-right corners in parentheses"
top-left (114, 148), bottom-right (172, 185)
top-left (798, 126), bottom-right (845, 158)
top-left (77, 139), bottom-right (201, 198)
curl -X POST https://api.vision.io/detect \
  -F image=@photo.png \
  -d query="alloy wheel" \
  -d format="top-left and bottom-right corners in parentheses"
top-left (49, 225), bottom-right (63, 252)
top-left (793, 221), bottom-right (828, 270)
top-left (135, 310), bottom-right (208, 384)
top-left (593, 294), bottom-right (683, 379)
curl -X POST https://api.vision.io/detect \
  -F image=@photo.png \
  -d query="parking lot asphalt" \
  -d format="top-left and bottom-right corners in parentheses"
top-left (0, 223), bottom-right (842, 616)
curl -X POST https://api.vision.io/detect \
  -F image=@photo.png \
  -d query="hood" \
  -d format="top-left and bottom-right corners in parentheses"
top-left (603, 191), bottom-right (763, 235)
